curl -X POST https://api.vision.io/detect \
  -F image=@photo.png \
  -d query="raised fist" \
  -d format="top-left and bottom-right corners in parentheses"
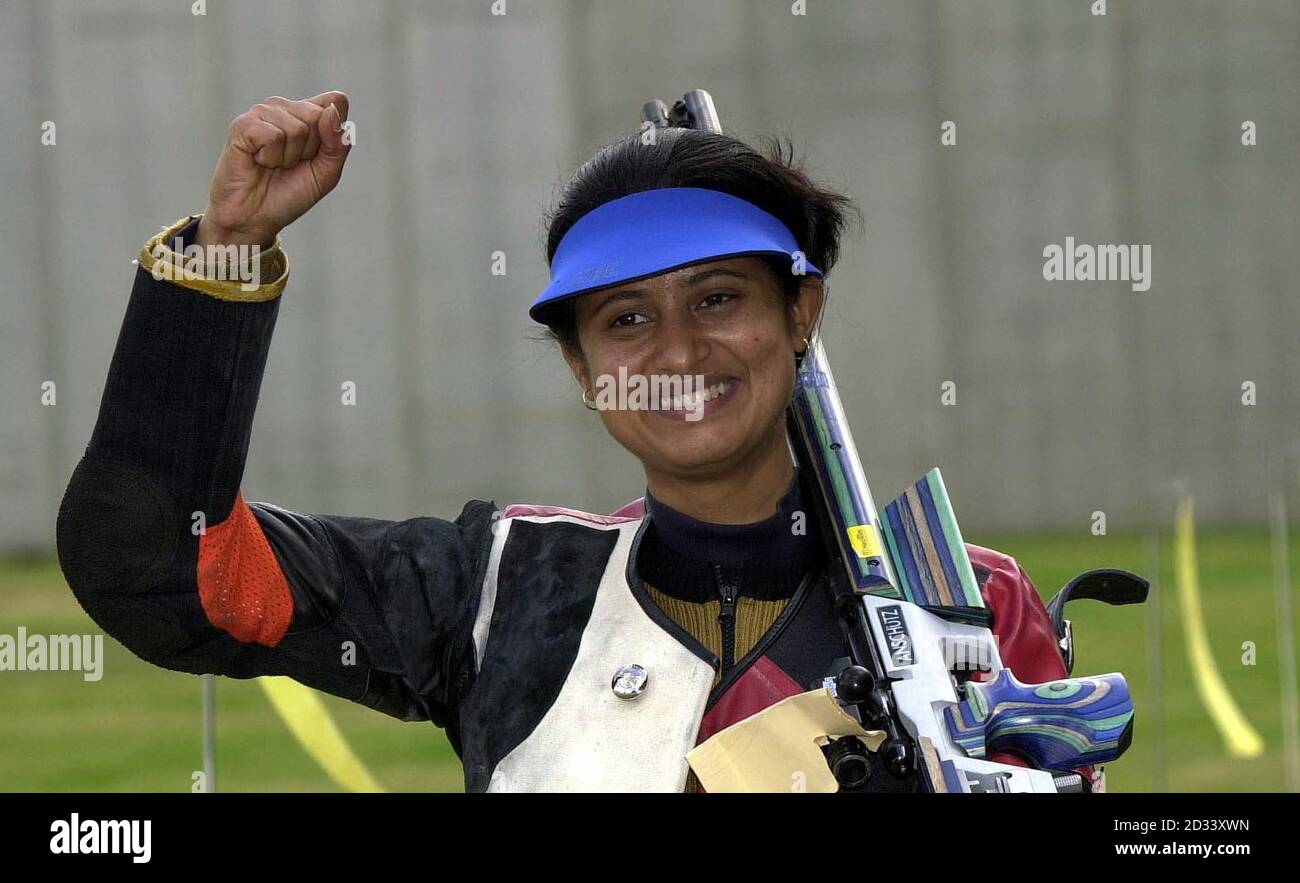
top-left (196, 91), bottom-right (352, 248)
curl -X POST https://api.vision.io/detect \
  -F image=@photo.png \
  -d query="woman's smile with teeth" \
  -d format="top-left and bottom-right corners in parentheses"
top-left (659, 378), bottom-right (738, 420)
top-left (666, 380), bottom-right (725, 410)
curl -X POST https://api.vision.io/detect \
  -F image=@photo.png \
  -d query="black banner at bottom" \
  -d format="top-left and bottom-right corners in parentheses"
top-left (0, 792), bottom-right (1281, 868)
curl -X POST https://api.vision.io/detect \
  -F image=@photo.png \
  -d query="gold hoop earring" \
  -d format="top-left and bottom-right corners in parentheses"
top-left (797, 336), bottom-right (811, 357)
top-left (581, 388), bottom-right (599, 411)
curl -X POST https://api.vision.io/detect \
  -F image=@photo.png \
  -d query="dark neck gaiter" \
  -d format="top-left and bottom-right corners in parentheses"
top-left (637, 469), bottom-right (820, 602)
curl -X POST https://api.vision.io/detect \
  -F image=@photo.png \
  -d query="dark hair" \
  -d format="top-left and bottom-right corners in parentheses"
top-left (540, 128), bottom-right (858, 351)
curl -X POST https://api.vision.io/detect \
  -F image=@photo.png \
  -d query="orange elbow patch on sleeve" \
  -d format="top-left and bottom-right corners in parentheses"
top-left (198, 491), bottom-right (293, 646)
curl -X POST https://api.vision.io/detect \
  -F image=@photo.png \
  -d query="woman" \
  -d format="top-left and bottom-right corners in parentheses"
top-left (57, 92), bottom-right (1076, 792)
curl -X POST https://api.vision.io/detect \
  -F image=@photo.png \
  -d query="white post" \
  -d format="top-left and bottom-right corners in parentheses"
top-left (1271, 492), bottom-right (1299, 792)
top-left (202, 673), bottom-right (217, 793)
top-left (1144, 528), bottom-right (1165, 791)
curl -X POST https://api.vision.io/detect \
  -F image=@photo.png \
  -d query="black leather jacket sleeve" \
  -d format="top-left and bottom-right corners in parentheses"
top-left (57, 231), bottom-right (495, 729)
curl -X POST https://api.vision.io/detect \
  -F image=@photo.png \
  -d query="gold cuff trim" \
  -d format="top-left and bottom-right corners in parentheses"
top-left (138, 215), bottom-right (289, 303)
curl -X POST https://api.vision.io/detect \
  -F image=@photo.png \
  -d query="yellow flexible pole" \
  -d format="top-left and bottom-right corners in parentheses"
top-left (1173, 497), bottom-right (1264, 758)
top-left (258, 676), bottom-right (386, 792)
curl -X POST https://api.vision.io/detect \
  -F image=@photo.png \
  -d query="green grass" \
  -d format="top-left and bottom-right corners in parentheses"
top-left (0, 558), bottom-right (463, 793)
top-left (974, 527), bottom-right (1299, 793)
top-left (1, 526), bottom-right (1296, 792)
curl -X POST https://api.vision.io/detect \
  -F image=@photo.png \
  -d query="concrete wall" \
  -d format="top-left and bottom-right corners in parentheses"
top-left (1, 0), bottom-right (1296, 550)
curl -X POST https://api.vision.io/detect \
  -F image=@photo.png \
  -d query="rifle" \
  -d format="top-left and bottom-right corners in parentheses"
top-left (642, 89), bottom-right (1146, 793)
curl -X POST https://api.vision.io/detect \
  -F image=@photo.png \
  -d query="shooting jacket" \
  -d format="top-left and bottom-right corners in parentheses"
top-left (57, 216), bottom-right (1076, 792)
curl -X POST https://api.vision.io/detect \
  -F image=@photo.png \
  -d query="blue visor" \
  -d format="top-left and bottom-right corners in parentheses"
top-left (530, 186), bottom-right (821, 323)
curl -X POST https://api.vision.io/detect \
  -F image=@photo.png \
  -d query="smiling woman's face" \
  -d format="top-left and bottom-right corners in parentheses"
top-left (562, 255), bottom-right (823, 483)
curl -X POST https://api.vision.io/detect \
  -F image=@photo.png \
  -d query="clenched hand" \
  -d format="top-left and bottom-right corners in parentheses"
top-left (196, 91), bottom-right (352, 249)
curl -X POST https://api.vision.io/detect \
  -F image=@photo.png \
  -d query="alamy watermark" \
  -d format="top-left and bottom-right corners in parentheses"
top-left (1042, 236), bottom-right (1151, 292)
top-left (50, 814), bottom-right (150, 863)
top-left (590, 369), bottom-right (723, 422)
top-left (150, 236), bottom-right (262, 292)
top-left (0, 628), bottom-right (103, 681)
